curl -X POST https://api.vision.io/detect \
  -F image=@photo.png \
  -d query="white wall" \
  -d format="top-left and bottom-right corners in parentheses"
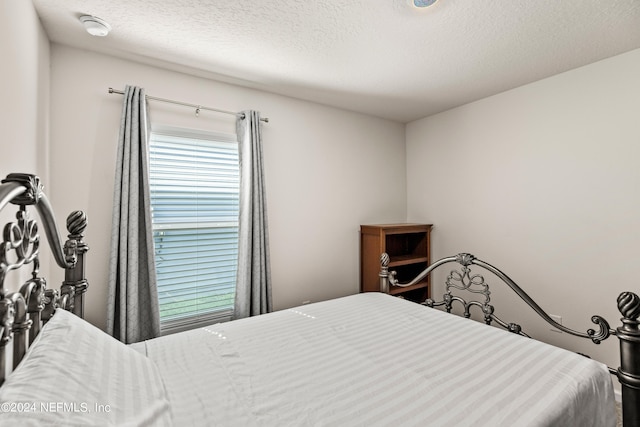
top-left (0, 0), bottom-right (50, 290)
top-left (406, 48), bottom-right (640, 370)
top-left (0, 0), bottom-right (49, 177)
top-left (48, 45), bottom-right (407, 330)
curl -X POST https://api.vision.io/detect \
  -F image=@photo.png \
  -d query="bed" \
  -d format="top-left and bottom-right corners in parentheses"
top-left (0, 173), bottom-right (637, 426)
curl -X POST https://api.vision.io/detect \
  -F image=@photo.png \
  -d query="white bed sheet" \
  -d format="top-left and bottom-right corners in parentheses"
top-left (134, 293), bottom-right (616, 427)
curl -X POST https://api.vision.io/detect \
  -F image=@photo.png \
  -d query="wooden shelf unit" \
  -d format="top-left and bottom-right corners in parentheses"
top-left (360, 223), bottom-right (432, 302)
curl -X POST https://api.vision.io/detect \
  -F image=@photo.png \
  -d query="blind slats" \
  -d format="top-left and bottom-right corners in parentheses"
top-left (150, 130), bottom-right (239, 332)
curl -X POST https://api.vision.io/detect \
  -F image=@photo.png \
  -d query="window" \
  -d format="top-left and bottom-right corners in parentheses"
top-left (149, 127), bottom-right (239, 333)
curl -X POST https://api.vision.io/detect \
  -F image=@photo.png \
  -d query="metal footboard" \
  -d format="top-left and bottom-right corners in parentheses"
top-left (380, 252), bottom-right (639, 426)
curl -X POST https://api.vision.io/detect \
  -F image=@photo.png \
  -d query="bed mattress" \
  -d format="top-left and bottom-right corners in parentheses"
top-left (132, 292), bottom-right (615, 426)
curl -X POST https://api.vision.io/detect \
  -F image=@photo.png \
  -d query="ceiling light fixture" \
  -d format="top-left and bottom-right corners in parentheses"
top-left (413, 0), bottom-right (438, 7)
top-left (79, 15), bottom-right (111, 37)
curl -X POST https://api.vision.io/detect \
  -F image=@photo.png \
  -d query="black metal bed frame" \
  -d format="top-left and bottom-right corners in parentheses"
top-left (0, 173), bottom-right (88, 386)
top-left (380, 252), bottom-right (639, 427)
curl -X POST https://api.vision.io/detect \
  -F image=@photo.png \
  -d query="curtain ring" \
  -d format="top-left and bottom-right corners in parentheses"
top-left (195, 106), bottom-right (201, 117)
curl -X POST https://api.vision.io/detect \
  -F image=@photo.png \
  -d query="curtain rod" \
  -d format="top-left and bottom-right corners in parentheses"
top-left (108, 88), bottom-right (269, 123)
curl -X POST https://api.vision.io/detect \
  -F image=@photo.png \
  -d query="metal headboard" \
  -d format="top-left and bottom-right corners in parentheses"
top-left (0, 173), bottom-right (89, 386)
top-left (380, 252), bottom-right (640, 427)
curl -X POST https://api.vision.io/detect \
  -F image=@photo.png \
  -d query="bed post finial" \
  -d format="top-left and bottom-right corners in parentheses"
top-left (379, 253), bottom-right (390, 293)
top-left (66, 210), bottom-right (87, 237)
top-left (61, 211), bottom-right (89, 319)
top-left (616, 291), bottom-right (640, 427)
top-left (618, 292), bottom-right (640, 321)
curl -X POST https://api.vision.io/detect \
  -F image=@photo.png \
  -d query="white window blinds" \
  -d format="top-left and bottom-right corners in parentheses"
top-left (149, 128), bottom-right (239, 333)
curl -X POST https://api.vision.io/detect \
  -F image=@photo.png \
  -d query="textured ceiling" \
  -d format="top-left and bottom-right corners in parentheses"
top-left (32, 0), bottom-right (640, 123)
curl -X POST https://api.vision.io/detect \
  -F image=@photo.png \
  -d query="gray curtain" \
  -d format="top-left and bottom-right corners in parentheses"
top-left (234, 111), bottom-right (272, 319)
top-left (106, 85), bottom-right (160, 343)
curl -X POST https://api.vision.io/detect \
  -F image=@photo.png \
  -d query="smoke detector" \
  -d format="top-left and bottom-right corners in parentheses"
top-left (79, 15), bottom-right (111, 37)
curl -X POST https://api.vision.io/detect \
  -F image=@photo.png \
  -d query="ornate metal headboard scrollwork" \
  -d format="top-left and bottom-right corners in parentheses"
top-left (0, 173), bottom-right (88, 385)
top-left (379, 252), bottom-right (640, 427)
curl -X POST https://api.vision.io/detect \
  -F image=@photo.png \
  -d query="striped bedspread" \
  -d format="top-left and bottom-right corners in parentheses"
top-left (134, 293), bottom-right (615, 426)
